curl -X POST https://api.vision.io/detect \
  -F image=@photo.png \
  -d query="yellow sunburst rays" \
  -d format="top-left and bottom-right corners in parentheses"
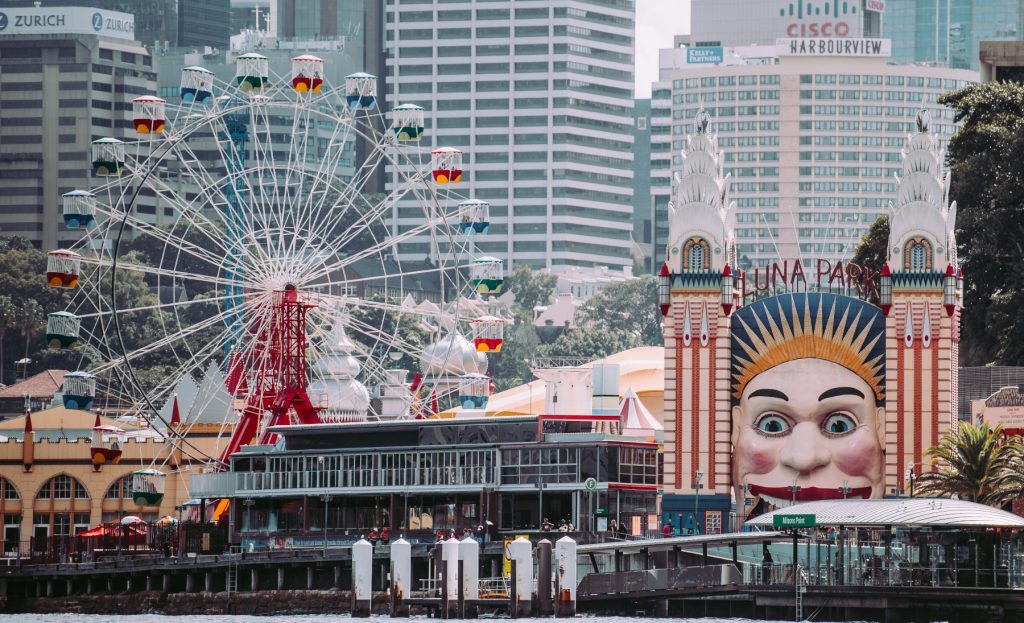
top-left (731, 295), bottom-right (885, 403)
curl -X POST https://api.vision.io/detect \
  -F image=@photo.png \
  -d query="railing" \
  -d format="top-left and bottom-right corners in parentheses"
top-left (742, 560), bottom-right (1023, 590)
top-left (24, 523), bottom-right (229, 563)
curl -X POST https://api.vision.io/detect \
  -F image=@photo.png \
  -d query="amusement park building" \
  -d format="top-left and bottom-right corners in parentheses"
top-left (648, 41), bottom-right (975, 268)
top-left (0, 6), bottom-right (159, 251)
top-left (0, 406), bottom-right (222, 556)
top-left (384, 0), bottom-right (636, 272)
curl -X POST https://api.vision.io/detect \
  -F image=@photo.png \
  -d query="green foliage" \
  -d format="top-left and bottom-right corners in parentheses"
top-left (506, 265), bottom-right (557, 322)
top-left (538, 328), bottom-right (642, 363)
top-left (850, 215), bottom-right (889, 275)
top-left (915, 422), bottom-right (1023, 506)
top-left (939, 82), bottom-right (1024, 365)
top-left (489, 323), bottom-right (540, 393)
top-left (573, 276), bottom-right (661, 346)
top-left (347, 297), bottom-right (432, 375)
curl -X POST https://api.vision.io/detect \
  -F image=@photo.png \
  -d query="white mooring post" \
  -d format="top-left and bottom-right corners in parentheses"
top-left (442, 536), bottom-right (460, 618)
top-left (352, 538), bottom-right (373, 617)
top-left (460, 535), bottom-right (480, 618)
top-left (508, 536), bottom-right (533, 618)
top-left (555, 536), bottom-right (578, 617)
top-left (390, 537), bottom-right (411, 618)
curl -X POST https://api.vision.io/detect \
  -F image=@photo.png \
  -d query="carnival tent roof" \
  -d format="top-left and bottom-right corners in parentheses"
top-left (619, 386), bottom-right (664, 441)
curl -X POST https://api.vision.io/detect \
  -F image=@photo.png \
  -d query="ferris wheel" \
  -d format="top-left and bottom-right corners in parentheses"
top-left (42, 52), bottom-right (507, 474)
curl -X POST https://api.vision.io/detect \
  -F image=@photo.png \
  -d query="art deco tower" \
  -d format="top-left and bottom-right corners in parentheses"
top-left (659, 110), bottom-right (738, 530)
top-left (880, 109), bottom-right (962, 495)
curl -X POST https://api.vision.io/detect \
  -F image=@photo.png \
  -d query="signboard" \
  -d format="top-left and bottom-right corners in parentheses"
top-left (737, 258), bottom-right (880, 303)
top-left (584, 477), bottom-right (597, 491)
top-left (777, 38), bottom-right (891, 57)
top-left (773, 514), bottom-right (816, 528)
top-left (687, 46), bottom-right (724, 65)
top-left (0, 7), bottom-right (135, 41)
top-left (865, 0), bottom-right (886, 13)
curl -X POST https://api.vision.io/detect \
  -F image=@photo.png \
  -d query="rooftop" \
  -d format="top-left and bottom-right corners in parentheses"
top-left (0, 370), bottom-right (68, 399)
top-left (747, 498), bottom-right (1024, 529)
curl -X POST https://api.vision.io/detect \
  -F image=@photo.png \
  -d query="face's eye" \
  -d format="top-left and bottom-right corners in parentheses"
top-left (822, 412), bottom-right (858, 436)
top-left (754, 413), bottom-right (791, 436)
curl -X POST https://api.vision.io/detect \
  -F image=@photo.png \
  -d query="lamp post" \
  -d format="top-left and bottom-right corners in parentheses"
top-left (906, 467), bottom-right (915, 498)
top-left (838, 480), bottom-right (851, 500)
top-left (788, 478), bottom-right (802, 505)
top-left (320, 494), bottom-right (333, 556)
top-left (737, 481), bottom-right (750, 532)
top-left (693, 471), bottom-right (704, 535)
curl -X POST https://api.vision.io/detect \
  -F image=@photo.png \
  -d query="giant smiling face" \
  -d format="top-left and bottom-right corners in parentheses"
top-left (732, 358), bottom-right (885, 509)
top-left (729, 293), bottom-right (886, 513)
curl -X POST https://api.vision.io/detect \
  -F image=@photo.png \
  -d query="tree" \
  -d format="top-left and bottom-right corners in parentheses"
top-left (538, 327), bottom-right (642, 363)
top-left (506, 265), bottom-right (557, 321)
top-left (850, 215), bottom-right (889, 275)
top-left (574, 276), bottom-right (661, 346)
top-left (914, 422), bottom-right (1020, 506)
top-left (0, 295), bottom-right (15, 386)
top-left (939, 82), bottom-right (1024, 365)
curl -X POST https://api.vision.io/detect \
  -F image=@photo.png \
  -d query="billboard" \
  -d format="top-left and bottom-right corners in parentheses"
top-left (865, 0), bottom-right (886, 13)
top-left (0, 7), bottom-right (135, 41)
top-left (778, 37), bottom-right (891, 57)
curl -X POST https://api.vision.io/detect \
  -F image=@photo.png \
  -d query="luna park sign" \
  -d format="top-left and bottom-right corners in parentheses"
top-left (738, 258), bottom-right (879, 303)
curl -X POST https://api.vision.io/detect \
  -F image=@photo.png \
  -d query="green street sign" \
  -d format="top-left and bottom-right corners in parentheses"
top-left (595, 507), bottom-right (608, 516)
top-left (773, 514), bottom-right (816, 528)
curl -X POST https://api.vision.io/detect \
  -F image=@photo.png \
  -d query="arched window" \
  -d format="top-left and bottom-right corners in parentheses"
top-left (105, 474), bottom-right (136, 500)
top-left (903, 237), bottom-right (932, 271)
top-left (36, 474), bottom-right (89, 500)
top-left (682, 237), bottom-right (711, 271)
top-left (0, 477), bottom-right (20, 500)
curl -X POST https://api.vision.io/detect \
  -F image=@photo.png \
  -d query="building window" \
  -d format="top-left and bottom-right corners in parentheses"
top-left (36, 475), bottom-right (89, 500)
top-left (904, 237), bottom-right (932, 272)
top-left (682, 237), bottom-right (710, 271)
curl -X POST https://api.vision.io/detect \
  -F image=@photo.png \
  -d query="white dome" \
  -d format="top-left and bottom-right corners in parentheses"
top-left (311, 377), bottom-right (371, 423)
top-left (309, 317), bottom-right (369, 422)
top-left (419, 331), bottom-right (486, 377)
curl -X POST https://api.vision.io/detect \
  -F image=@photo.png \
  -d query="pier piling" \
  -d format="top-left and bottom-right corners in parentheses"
top-left (537, 539), bottom-right (553, 616)
top-left (351, 537), bottom-right (372, 617)
top-left (554, 536), bottom-right (577, 618)
top-left (390, 537), bottom-right (411, 618)
top-left (459, 535), bottom-right (479, 619)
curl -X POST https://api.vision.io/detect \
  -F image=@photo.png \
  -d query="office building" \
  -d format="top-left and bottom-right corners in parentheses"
top-left (384, 0), bottom-right (635, 272)
top-left (650, 41), bottom-right (975, 268)
top-left (0, 6), bottom-right (157, 250)
top-left (6, 0), bottom-right (231, 49)
top-left (885, 0), bottom-right (1022, 71)
top-left (689, 0), bottom-right (877, 47)
top-left (981, 40), bottom-right (1024, 82)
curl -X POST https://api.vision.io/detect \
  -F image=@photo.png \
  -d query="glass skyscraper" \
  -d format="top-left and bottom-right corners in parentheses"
top-left (885, 0), bottom-right (1022, 70)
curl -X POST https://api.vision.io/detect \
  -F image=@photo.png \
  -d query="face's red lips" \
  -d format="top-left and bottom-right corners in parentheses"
top-left (749, 484), bottom-right (873, 502)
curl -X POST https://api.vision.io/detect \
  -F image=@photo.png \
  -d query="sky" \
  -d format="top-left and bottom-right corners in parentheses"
top-left (636, 0), bottom-right (692, 98)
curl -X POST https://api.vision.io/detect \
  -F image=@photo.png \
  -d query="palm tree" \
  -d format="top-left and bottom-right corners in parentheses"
top-left (915, 422), bottom-right (1020, 506)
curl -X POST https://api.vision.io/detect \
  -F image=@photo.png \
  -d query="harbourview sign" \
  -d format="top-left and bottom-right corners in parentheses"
top-left (0, 7), bottom-right (135, 41)
top-left (777, 37), bottom-right (892, 57)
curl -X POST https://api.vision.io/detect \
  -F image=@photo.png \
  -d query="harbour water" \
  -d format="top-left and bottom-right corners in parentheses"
top-left (0, 617), bottom-right (842, 623)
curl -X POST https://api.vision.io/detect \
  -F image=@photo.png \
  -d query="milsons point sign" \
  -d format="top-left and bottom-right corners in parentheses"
top-left (738, 258), bottom-right (879, 303)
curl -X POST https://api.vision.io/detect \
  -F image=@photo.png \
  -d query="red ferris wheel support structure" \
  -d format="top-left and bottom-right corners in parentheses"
top-left (220, 285), bottom-right (321, 465)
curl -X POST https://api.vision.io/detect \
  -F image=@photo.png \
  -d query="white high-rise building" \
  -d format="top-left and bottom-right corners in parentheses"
top-left (650, 40), bottom-right (975, 269)
top-left (384, 0), bottom-right (635, 272)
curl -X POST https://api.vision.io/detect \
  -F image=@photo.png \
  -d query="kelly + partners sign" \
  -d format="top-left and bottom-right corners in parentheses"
top-left (773, 514), bottom-right (816, 528)
top-left (778, 37), bottom-right (892, 57)
top-left (687, 47), bottom-right (724, 65)
top-left (0, 7), bottom-right (135, 41)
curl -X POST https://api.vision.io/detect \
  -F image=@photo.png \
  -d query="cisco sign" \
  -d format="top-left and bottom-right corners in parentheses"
top-left (0, 7), bottom-right (134, 41)
top-left (780, 0), bottom-right (859, 38)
